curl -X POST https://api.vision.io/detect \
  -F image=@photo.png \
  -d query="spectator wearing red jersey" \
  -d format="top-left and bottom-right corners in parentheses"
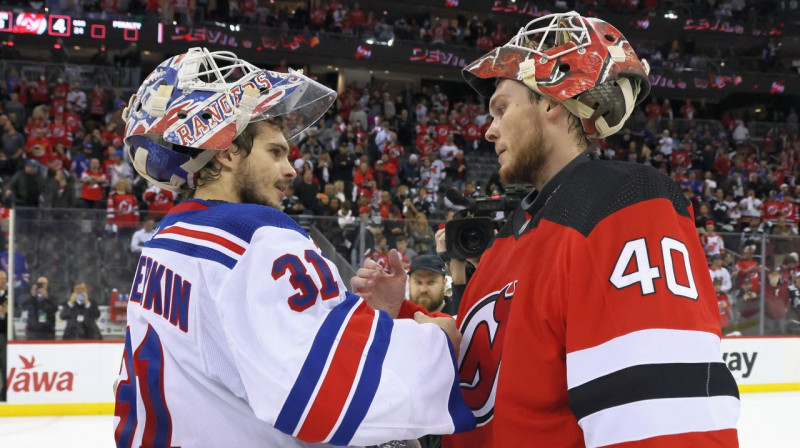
top-left (143, 184), bottom-right (176, 219)
top-left (734, 245), bottom-right (760, 290)
top-left (433, 121), bottom-right (451, 145)
top-left (490, 23), bottom-right (509, 46)
top-left (48, 114), bottom-right (72, 149)
top-left (309, 0), bottom-right (326, 29)
top-left (476, 28), bottom-right (493, 51)
top-left (382, 132), bottom-right (403, 169)
top-left (701, 220), bottom-right (725, 258)
top-left (50, 143), bottom-right (71, 173)
top-left (780, 194), bottom-right (799, 227)
top-left (463, 120), bottom-right (481, 151)
top-left (762, 193), bottom-right (783, 227)
top-left (714, 279), bottom-right (731, 329)
top-left (106, 178), bottom-right (139, 240)
top-left (24, 128), bottom-right (54, 178)
top-left (102, 123), bottom-right (124, 149)
top-left (429, 20), bottom-right (449, 45)
top-left (31, 76), bottom-right (49, 108)
top-left (374, 157), bottom-right (397, 192)
top-left (349, 2), bottom-right (366, 34)
top-left (680, 99), bottom-right (697, 120)
top-left (240, 0), bottom-right (257, 24)
top-left (80, 158), bottom-right (108, 208)
top-left (88, 85), bottom-right (108, 122)
top-left (645, 97), bottom-right (661, 119)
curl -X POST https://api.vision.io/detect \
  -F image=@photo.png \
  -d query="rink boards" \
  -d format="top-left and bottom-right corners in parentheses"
top-left (0, 336), bottom-right (798, 416)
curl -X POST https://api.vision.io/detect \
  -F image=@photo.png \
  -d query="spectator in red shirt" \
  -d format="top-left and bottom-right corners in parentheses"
top-left (48, 114), bottom-right (72, 149)
top-left (429, 20), bottom-right (449, 45)
top-left (106, 178), bottom-right (140, 240)
top-left (80, 158), bottom-right (108, 208)
top-left (645, 97), bottom-right (661, 119)
top-left (309, 0), bottom-right (326, 29)
top-left (349, 2), bottom-right (366, 34)
top-left (143, 184), bottom-right (176, 220)
top-left (24, 128), bottom-right (54, 178)
top-left (88, 85), bottom-right (108, 122)
top-left (680, 99), bottom-right (697, 120)
top-left (102, 123), bottom-right (124, 149)
top-left (32, 76), bottom-right (49, 108)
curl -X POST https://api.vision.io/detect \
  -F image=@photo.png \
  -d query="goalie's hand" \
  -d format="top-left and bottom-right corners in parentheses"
top-left (351, 249), bottom-right (407, 318)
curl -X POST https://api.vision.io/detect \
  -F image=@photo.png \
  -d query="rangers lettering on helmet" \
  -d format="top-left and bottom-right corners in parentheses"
top-left (123, 47), bottom-right (336, 193)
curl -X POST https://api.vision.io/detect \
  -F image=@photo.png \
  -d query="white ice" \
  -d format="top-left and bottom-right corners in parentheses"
top-left (0, 392), bottom-right (797, 447)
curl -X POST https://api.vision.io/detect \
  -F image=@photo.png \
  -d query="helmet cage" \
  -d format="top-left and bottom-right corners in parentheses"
top-left (123, 47), bottom-right (335, 192)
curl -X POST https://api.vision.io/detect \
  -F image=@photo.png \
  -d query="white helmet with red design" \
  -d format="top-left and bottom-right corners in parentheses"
top-left (463, 11), bottom-right (650, 139)
top-left (123, 47), bottom-right (336, 192)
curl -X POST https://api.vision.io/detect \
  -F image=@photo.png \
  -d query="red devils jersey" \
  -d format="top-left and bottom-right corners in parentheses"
top-left (445, 155), bottom-right (739, 448)
top-left (143, 186), bottom-right (176, 218)
top-left (49, 122), bottom-right (71, 147)
top-left (762, 200), bottom-right (782, 224)
top-left (779, 202), bottom-right (799, 225)
top-left (464, 124), bottom-right (481, 142)
top-left (434, 124), bottom-right (452, 144)
top-left (107, 193), bottom-right (140, 228)
top-left (89, 90), bottom-right (107, 116)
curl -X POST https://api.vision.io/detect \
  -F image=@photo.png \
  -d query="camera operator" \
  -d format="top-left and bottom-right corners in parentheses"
top-left (22, 276), bottom-right (56, 340)
top-left (60, 282), bottom-right (101, 340)
top-left (353, 11), bottom-right (739, 447)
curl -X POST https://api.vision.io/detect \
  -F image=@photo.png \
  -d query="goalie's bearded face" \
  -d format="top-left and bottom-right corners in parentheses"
top-left (234, 121), bottom-right (296, 209)
top-left (485, 79), bottom-right (547, 186)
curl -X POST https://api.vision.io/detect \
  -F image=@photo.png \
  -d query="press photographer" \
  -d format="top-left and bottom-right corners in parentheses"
top-left (22, 276), bottom-right (56, 340)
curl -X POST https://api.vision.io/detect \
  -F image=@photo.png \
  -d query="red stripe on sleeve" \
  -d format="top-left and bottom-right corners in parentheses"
top-left (296, 302), bottom-right (375, 442)
top-left (160, 226), bottom-right (245, 255)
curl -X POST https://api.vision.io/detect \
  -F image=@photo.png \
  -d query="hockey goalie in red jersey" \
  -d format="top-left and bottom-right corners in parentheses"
top-left (353, 10), bottom-right (740, 448)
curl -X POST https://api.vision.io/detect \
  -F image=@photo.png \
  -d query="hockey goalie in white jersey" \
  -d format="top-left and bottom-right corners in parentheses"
top-left (114, 47), bottom-right (475, 447)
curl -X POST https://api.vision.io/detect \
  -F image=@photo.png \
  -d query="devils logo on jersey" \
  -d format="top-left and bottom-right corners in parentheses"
top-left (458, 280), bottom-right (515, 426)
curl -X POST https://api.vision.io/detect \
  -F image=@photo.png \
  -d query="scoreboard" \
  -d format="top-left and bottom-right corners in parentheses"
top-left (0, 11), bottom-right (146, 42)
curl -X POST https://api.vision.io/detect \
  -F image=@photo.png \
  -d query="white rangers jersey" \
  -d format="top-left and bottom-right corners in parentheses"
top-left (114, 200), bottom-right (474, 447)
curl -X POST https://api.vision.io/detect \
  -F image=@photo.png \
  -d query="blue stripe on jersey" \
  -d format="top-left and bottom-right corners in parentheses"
top-left (147, 238), bottom-right (237, 269)
top-left (445, 330), bottom-right (478, 433)
top-left (329, 309), bottom-right (393, 445)
top-left (274, 292), bottom-right (361, 436)
top-left (154, 200), bottom-right (309, 246)
top-left (115, 329), bottom-right (138, 448)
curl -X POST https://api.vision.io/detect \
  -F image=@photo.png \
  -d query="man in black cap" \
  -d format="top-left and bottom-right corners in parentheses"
top-left (408, 254), bottom-right (452, 314)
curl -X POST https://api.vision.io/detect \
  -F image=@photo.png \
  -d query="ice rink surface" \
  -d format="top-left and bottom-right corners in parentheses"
top-left (0, 392), bottom-right (797, 447)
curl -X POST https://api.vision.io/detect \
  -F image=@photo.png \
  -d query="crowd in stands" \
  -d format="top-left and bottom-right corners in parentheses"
top-left (1, 14), bottom-right (800, 332)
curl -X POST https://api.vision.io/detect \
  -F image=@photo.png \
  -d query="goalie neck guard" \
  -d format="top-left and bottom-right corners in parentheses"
top-left (123, 47), bottom-right (336, 192)
top-left (462, 11), bottom-right (650, 139)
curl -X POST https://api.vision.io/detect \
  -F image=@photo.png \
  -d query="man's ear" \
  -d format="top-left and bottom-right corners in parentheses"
top-left (214, 147), bottom-right (236, 171)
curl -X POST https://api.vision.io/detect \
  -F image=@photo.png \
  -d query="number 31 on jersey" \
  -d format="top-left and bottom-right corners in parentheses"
top-left (610, 237), bottom-right (698, 300)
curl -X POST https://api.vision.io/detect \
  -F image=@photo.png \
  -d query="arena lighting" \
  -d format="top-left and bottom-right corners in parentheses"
top-left (664, 11), bottom-right (678, 19)
top-left (387, 37), bottom-right (394, 46)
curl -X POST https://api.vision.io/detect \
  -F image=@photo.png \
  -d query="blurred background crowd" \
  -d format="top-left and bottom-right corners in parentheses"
top-left (0, 0), bottom-right (799, 348)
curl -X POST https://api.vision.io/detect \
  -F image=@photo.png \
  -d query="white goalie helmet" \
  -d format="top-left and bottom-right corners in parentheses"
top-left (123, 47), bottom-right (336, 192)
